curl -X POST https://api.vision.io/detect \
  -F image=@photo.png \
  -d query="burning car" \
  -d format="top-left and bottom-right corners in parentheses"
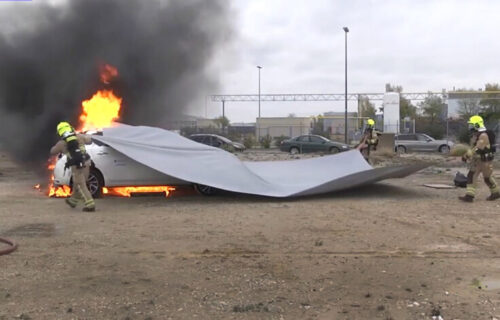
top-left (52, 131), bottom-right (217, 197)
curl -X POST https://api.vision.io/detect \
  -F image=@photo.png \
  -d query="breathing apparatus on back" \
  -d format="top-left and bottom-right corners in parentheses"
top-left (57, 122), bottom-right (87, 169)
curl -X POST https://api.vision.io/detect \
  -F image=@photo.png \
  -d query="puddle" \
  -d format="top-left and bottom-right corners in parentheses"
top-left (483, 279), bottom-right (500, 291)
top-left (3, 223), bottom-right (56, 238)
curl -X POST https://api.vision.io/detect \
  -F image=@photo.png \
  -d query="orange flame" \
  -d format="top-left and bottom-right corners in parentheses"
top-left (79, 90), bottom-right (122, 131)
top-left (40, 63), bottom-right (175, 199)
top-left (103, 186), bottom-right (175, 198)
top-left (100, 64), bottom-right (118, 84)
top-left (49, 184), bottom-right (72, 198)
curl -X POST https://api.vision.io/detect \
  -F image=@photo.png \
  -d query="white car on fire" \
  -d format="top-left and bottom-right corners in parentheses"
top-left (52, 132), bottom-right (217, 197)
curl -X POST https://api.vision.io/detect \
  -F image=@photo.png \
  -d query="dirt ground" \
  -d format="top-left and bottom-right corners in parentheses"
top-left (1, 150), bottom-right (500, 320)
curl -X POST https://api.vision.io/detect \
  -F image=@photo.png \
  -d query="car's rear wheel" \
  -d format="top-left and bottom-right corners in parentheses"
top-left (194, 184), bottom-right (218, 196)
top-left (396, 145), bottom-right (407, 154)
top-left (87, 168), bottom-right (104, 198)
top-left (329, 146), bottom-right (340, 154)
top-left (439, 145), bottom-right (450, 154)
top-left (289, 147), bottom-right (300, 154)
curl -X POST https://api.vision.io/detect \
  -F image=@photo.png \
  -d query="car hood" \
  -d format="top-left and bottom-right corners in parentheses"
top-left (232, 142), bottom-right (245, 149)
top-left (329, 142), bottom-right (350, 149)
top-left (434, 139), bottom-right (454, 145)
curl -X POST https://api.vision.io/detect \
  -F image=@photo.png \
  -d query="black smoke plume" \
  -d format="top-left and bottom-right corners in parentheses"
top-left (0, 0), bottom-right (232, 168)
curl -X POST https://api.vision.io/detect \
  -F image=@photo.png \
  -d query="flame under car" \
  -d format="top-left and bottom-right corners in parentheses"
top-left (52, 132), bottom-right (217, 197)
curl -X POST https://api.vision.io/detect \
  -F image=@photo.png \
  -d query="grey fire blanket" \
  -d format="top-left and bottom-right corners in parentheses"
top-left (92, 125), bottom-right (428, 197)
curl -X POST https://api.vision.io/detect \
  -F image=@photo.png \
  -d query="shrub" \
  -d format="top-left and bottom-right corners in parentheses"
top-left (259, 134), bottom-right (272, 149)
top-left (243, 135), bottom-right (256, 149)
top-left (457, 128), bottom-right (471, 144)
top-left (273, 135), bottom-right (290, 147)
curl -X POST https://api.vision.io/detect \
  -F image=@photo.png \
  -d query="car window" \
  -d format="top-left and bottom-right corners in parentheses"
top-left (217, 136), bottom-right (232, 143)
top-left (309, 136), bottom-right (324, 143)
top-left (212, 138), bottom-right (222, 147)
top-left (417, 134), bottom-right (428, 141)
top-left (191, 136), bottom-right (203, 142)
top-left (398, 134), bottom-right (416, 141)
top-left (297, 136), bottom-right (310, 142)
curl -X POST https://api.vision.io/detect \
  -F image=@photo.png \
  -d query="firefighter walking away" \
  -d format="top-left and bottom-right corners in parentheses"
top-left (459, 115), bottom-right (499, 202)
top-left (357, 118), bottom-right (379, 163)
top-left (50, 122), bottom-right (96, 211)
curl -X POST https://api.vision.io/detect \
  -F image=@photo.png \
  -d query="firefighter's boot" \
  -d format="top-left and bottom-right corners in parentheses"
top-left (486, 192), bottom-right (500, 201)
top-left (459, 194), bottom-right (474, 202)
top-left (65, 198), bottom-right (78, 208)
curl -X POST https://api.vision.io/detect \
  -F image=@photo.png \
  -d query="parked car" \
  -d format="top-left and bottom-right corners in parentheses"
top-left (279, 134), bottom-right (350, 154)
top-left (189, 134), bottom-right (246, 152)
top-left (395, 133), bottom-right (454, 154)
top-left (52, 132), bottom-right (217, 197)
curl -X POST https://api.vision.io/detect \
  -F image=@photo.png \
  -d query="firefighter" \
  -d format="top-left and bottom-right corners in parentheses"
top-left (50, 122), bottom-right (96, 211)
top-left (459, 115), bottom-right (499, 202)
top-left (358, 118), bottom-right (379, 162)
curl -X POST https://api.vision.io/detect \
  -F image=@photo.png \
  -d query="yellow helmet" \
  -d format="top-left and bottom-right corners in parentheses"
top-left (57, 121), bottom-right (75, 139)
top-left (367, 118), bottom-right (375, 128)
top-left (467, 115), bottom-right (485, 131)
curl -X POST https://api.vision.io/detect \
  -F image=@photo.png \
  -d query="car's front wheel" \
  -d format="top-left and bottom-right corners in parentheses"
top-left (87, 168), bottom-right (104, 198)
top-left (396, 145), bottom-right (407, 154)
top-left (194, 184), bottom-right (218, 196)
top-left (289, 147), bottom-right (300, 154)
top-left (439, 145), bottom-right (450, 154)
top-left (329, 146), bottom-right (340, 154)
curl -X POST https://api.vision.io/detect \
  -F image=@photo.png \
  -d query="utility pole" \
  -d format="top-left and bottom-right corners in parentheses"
top-left (343, 27), bottom-right (349, 144)
top-left (257, 66), bottom-right (262, 118)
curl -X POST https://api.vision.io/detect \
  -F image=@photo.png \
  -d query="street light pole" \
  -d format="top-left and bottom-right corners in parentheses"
top-left (257, 66), bottom-right (262, 119)
top-left (343, 27), bottom-right (349, 144)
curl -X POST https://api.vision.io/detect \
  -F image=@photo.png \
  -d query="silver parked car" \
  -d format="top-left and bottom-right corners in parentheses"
top-left (395, 133), bottom-right (454, 154)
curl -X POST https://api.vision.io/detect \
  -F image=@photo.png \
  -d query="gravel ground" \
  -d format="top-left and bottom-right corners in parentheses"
top-left (1, 149), bottom-right (500, 320)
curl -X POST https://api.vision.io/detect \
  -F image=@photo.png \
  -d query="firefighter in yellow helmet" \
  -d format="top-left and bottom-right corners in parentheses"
top-left (357, 118), bottom-right (379, 163)
top-left (50, 122), bottom-right (96, 211)
top-left (459, 115), bottom-right (499, 202)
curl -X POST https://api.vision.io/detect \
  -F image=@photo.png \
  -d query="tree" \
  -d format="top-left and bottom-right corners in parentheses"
top-left (385, 83), bottom-right (402, 93)
top-left (358, 96), bottom-right (376, 119)
top-left (311, 115), bottom-right (329, 137)
top-left (479, 83), bottom-right (500, 121)
top-left (454, 88), bottom-right (481, 119)
top-left (419, 94), bottom-right (444, 123)
top-left (400, 96), bottom-right (417, 119)
top-left (213, 116), bottom-right (230, 133)
top-left (385, 83), bottom-right (416, 119)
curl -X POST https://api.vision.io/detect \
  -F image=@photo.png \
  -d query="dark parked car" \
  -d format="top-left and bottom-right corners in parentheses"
top-left (279, 135), bottom-right (350, 154)
top-left (395, 133), bottom-right (454, 154)
top-left (189, 134), bottom-right (246, 152)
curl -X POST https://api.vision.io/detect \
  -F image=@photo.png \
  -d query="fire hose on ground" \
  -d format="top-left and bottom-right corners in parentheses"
top-left (0, 237), bottom-right (17, 256)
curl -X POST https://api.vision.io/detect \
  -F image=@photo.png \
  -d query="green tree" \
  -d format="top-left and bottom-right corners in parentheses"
top-left (358, 96), bottom-right (376, 119)
top-left (213, 116), bottom-right (230, 133)
top-left (455, 88), bottom-right (481, 120)
top-left (311, 115), bottom-right (329, 137)
top-left (385, 83), bottom-right (416, 119)
top-left (419, 94), bottom-right (444, 123)
top-left (479, 83), bottom-right (500, 121)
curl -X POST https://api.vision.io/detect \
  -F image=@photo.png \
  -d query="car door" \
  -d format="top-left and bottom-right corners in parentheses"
top-left (397, 134), bottom-right (417, 152)
top-left (296, 135), bottom-right (312, 153)
top-left (416, 134), bottom-right (434, 152)
top-left (309, 135), bottom-right (327, 152)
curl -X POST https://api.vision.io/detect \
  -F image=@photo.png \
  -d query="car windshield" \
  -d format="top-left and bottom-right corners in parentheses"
top-left (217, 136), bottom-right (232, 143)
top-left (310, 135), bottom-right (328, 143)
top-left (419, 134), bottom-right (434, 141)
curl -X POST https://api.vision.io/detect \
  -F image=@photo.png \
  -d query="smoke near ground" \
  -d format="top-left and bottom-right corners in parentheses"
top-left (0, 0), bottom-right (232, 167)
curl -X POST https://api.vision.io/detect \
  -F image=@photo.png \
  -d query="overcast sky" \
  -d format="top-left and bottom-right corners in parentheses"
top-left (1, 0), bottom-right (499, 123)
top-left (206, 0), bottom-right (500, 122)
